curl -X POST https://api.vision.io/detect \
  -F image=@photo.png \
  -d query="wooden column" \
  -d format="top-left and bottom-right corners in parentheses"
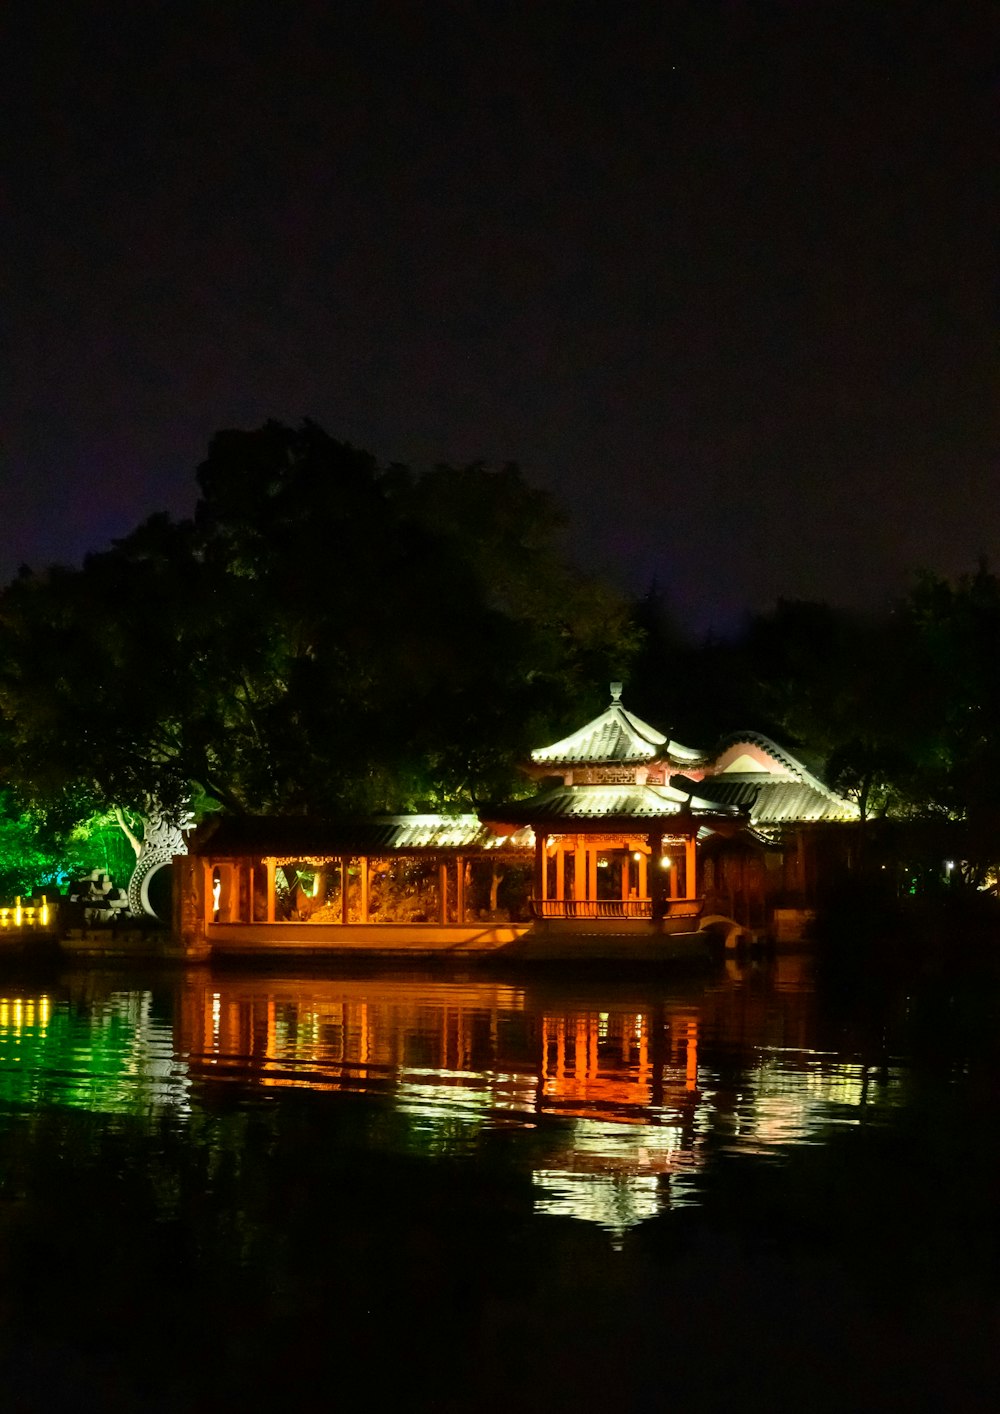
top-left (439, 861), bottom-right (448, 924)
top-left (648, 831), bottom-right (665, 920)
top-left (360, 856), bottom-right (369, 923)
top-left (266, 858), bottom-right (276, 924)
top-left (555, 847), bottom-right (565, 906)
top-left (573, 837), bottom-right (586, 901)
top-left (685, 835), bottom-right (697, 899)
top-left (204, 862), bottom-right (215, 925)
top-left (588, 846), bottom-right (597, 901)
top-left (533, 831), bottom-right (545, 908)
top-left (669, 850), bottom-right (679, 899)
top-left (638, 850), bottom-right (648, 901)
top-left (621, 852), bottom-right (630, 900)
top-left (241, 862), bottom-right (252, 924)
top-left (340, 857), bottom-right (349, 925)
top-left (219, 864), bottom-right (231, 922)
top-left (456, 857), bottom-right (465, 924)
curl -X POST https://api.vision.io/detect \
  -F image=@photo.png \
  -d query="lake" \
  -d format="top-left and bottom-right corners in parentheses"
top-left (0, 953), bottom-right (997, 1412)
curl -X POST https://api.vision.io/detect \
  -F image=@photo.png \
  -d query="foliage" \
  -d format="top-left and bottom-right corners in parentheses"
top-left (700, 569), bottom-right (1000, 879)
top-left (900, 562), bottom-right (1000, 881)
top-left (9, 413), bottom-right (997, 885)
top-left (628, 568), bottom-right (1000, 883)
top-left (0, 793), bottom-right (135, 899)
top-left (737, 599), bottom-right (931, 821)
top-left (625, 583), bottom-right (749, 747)
top-left (0, 792), bottom-right (60, 899)
top-left (0, 422), bottom-right (638, 823)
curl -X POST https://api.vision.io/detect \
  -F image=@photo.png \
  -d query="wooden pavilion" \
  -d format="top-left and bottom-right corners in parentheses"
top-left (174, 814), bottom-right (535, 958)
top-left (483, 683), bottom-right (739, 933)
top-left (172, 684), bottom-right (856, 958)
top-left (676, 729), bottom-right (860, 935)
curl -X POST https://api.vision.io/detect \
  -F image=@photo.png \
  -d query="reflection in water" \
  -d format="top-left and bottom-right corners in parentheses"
top-left (0, 958), bottom-right (911, 1237)
top-left (0, 987), bottom-right (190, 1113)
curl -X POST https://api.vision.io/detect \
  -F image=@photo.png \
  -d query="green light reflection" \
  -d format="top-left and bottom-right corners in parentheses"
top-left (0, 992), bottom-right (190, 1115)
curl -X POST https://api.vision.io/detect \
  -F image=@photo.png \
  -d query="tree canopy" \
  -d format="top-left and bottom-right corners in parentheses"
top-left (3, 418), bottom-right (1000, 899)
top-left (628, 565), bottom-right (1000, 884)
top-left (0, 422), bottom-right (638, 824)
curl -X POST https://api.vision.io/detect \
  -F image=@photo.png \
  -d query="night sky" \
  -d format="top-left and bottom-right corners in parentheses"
top-left (3, 1), bottom-right (995, 631)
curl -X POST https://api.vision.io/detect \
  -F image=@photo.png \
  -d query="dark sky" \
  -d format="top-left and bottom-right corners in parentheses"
top-left (2, 0), bottom-right (995, 631)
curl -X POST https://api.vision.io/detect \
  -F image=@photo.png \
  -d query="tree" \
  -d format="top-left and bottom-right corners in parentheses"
top-left (901, 563), bottom-right (1000, 883)
top-left (726, 573), bottom-right (1000, 889)
top-left (0, 793), bottom-right (136, 901)
top-left (732, 598), bottom-right (937, 824)
top-left (0, 422), bottom-right (638, 836)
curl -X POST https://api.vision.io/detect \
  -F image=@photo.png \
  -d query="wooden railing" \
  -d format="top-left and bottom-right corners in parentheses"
top-left (531, 897), bottom-right (703, 920)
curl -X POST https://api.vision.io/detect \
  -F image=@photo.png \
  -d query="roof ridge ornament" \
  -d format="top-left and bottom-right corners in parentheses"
top-left (610, 681), bottom-right (623, 703)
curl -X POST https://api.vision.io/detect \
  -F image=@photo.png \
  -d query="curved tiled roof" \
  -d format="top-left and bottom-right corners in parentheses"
top-left (689, 776), bottom-right (858, 824)
top-left (192, 814), bottom-right (533, 857)
top-left (488, 782), bottom-right (734, 823)
top-left (712, 730), bottom-right (834, 792)
top-left (690, 730), bottom-right (859, 824)
top-left (531, 687), bottom-right (702, 766)
top-left (532, 703), bottom-right (664, 764)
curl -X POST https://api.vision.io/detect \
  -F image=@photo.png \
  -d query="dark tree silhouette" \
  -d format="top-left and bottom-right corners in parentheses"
top-left (0, 422), bottom-right (638, 829)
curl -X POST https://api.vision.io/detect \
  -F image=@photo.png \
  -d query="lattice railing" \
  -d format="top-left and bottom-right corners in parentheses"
top-left (530, 897), bottom-right (703, 920)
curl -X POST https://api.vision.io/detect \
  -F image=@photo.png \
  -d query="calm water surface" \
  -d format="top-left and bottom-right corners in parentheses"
top-left (0, 954), bottom-right (997, 1411)
top-left (0, 955), bottom-right (952, 1232)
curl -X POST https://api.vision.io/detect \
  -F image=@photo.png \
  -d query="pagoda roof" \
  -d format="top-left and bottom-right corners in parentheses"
top-left (531, 685), bottom-right (703, 766)
top-left (484, 782), bottom-right (736, 828)
top-left (683, 730), bottom-right (859, 824)
top-left (678, 776), bottom-right (857, 824)
top-left (711, 731), bottom-right (834, 789)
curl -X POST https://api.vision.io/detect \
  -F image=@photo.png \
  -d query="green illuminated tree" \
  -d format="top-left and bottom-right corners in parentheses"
top-left (0, 793), bottom-right (135, 900)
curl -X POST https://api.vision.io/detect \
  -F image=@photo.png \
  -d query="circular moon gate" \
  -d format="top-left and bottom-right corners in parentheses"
top-left (126, 809), bottom-right (190, 919)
